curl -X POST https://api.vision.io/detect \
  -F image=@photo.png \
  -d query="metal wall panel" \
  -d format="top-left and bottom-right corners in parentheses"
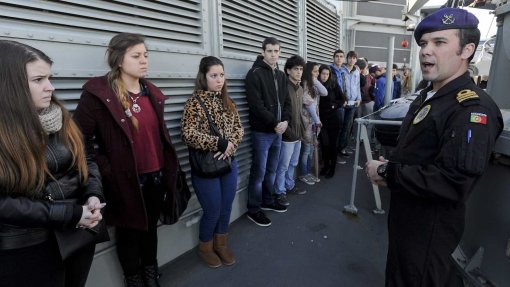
top-left (357, 2), bottom-right (405, 19)
top-left (220, 0), bottom-right (300, 59)
top-left (0, 0), bottom-right (204, 50)
top-left (306, 0), bottom-right (340, 64)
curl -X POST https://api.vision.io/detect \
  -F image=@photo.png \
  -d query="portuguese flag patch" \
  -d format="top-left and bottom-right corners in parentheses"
top-left (470, 112), bottom-right (487, 124)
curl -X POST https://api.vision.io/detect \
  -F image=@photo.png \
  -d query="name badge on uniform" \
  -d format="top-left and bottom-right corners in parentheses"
top-left (413, 105), bottom-right (431, 125)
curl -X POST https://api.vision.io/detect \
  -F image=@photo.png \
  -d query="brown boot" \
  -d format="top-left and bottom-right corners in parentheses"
top-left (198, 240), bottom-right (222, 268)
top-left (213, 233), bottom-right (236, 266)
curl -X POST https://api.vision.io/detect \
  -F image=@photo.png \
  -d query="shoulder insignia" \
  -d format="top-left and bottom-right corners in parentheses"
top-left (470, 112), bottom-right (487, 125)
top-left (413, 104), bottom-right (431, 125)
top-left (456, 89), bottom-right (479, 103)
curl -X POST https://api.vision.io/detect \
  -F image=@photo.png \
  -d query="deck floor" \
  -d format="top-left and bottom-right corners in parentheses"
top-left (160, 149), bottom-right (391, 287)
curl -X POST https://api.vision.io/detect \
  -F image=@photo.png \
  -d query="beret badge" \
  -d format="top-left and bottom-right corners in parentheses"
top-left (442, 14), bottom-right (455, 25)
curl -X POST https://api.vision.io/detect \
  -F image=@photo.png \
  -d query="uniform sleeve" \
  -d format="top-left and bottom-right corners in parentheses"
top-left (245, 71), bottom-right (279, 128)
top-left (386, 105), bottom-right (501, 203)
top-left (181, 98), bottom-right (221, 152)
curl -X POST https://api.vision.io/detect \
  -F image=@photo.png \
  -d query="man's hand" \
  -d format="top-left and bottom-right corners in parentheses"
top-left (275, 121), bottom-right (288, 134)
top-left (365, 156), bottom-right (388, 186)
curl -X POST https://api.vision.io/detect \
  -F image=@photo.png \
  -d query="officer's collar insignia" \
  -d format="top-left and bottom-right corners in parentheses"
top-left (456, 89), bottom-right (479, 103)
top-left (413, 104), bottom-right (431, 125)
top-left (442, 14), bottom-right (455, 25)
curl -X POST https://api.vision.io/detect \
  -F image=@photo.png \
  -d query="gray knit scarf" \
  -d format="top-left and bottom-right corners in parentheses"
top-left (38, 103), bottom-right (63, 134)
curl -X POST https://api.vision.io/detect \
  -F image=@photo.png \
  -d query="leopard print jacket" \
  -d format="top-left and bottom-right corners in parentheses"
top-left (181, 90), bottom-right (244, 154)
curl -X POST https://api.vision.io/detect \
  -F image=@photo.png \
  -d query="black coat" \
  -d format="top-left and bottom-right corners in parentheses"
top-left (245, 56), bottom-right (291, 133)
top-left (0, 133), bottom-right (103, 250)
top-left (319, 80), bottom-right (346, 129)
top-left (385, 72), bottom-right (503, 286)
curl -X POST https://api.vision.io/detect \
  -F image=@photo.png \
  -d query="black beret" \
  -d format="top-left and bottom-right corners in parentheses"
top-left (414, 7), bottom-right (479, 43)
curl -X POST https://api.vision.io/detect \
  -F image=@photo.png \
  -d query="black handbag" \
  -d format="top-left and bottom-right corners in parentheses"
top-left (53, 200), bottom-right (109, 260)
top-left (188, 96), bottom-right (232, 178)
top-left (160, 166), bottom-right (191, 225)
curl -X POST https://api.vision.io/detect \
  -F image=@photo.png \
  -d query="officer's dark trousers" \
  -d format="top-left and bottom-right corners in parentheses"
top-left (385, 194), bottom-right (465, 287)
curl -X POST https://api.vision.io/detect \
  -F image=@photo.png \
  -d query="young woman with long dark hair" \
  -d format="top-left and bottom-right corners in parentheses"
top-left (318, 64), bottom-right (346, 178)
top-left (0, 40), bottom-right (104, 287)
top-left (181, 56), bottom-right (244, 268)
top-left (299, 62), bottom-right (327, 184)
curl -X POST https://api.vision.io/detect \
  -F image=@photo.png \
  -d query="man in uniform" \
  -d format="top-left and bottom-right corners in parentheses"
top-left (365, 7), bottom-right (503, 287)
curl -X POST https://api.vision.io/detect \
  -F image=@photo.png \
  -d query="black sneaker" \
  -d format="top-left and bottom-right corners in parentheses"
top-left (276, 194), bottom-right (290, 206)
top-left (288, 186), bottom-right (307, 195)
top-left (261, 202), bottom-right (288, 213)
top-left (339, 149), bottom-right (351, 157)
top-left (246, 211), bottom-right (271, 227)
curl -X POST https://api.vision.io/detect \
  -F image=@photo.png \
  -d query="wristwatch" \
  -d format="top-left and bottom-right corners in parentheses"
top-left (377, 163), bottom-right (388, 179)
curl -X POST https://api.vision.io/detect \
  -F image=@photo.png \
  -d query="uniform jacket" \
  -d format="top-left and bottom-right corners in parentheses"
top-left (74, 76), bottom-right (178, 230)
top-left (181, 90), bottom-right (244, 153)
top-left (245, 55), bottom-right (291, 133)
top-left (0, 133), bottom-right (103, 250)
top-left (387, 72), bottom-right (503, 201)
top-left (384, 72), bottom-right (503, 286)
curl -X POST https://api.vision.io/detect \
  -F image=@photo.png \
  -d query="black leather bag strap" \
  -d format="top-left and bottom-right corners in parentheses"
top-left (194, 95), bottom-right (221, 137)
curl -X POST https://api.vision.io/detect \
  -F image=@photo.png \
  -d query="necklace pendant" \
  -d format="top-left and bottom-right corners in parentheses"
top-left (132, 103), bottom-right (141, 113)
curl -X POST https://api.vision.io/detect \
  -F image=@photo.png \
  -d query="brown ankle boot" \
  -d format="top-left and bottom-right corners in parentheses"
top-left (198, 240), bottom-right (222, 268)
top-left (213, 233), bottom-right (236, 265)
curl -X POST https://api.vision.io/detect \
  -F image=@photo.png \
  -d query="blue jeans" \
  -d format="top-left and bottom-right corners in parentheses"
top-left (192, 160), bottom-right (238, 242)
top-left (338, 106), bottom-right (357, 151)
top-left (299, 143), bottom-right (313, 176)
top-left (274, 140), bottom-right (301, 195)
top-left (247, 132), bottom-right (282, 213)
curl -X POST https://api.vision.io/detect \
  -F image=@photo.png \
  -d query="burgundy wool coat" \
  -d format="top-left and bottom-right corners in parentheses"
top-left (74, 76), bottom-right (178, 230)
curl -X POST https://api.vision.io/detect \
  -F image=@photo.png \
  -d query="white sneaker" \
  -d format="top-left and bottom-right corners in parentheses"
top-left (307, 174), bottom-right (320, 183)
top-left (299, 176), bottom-right (315, 185)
